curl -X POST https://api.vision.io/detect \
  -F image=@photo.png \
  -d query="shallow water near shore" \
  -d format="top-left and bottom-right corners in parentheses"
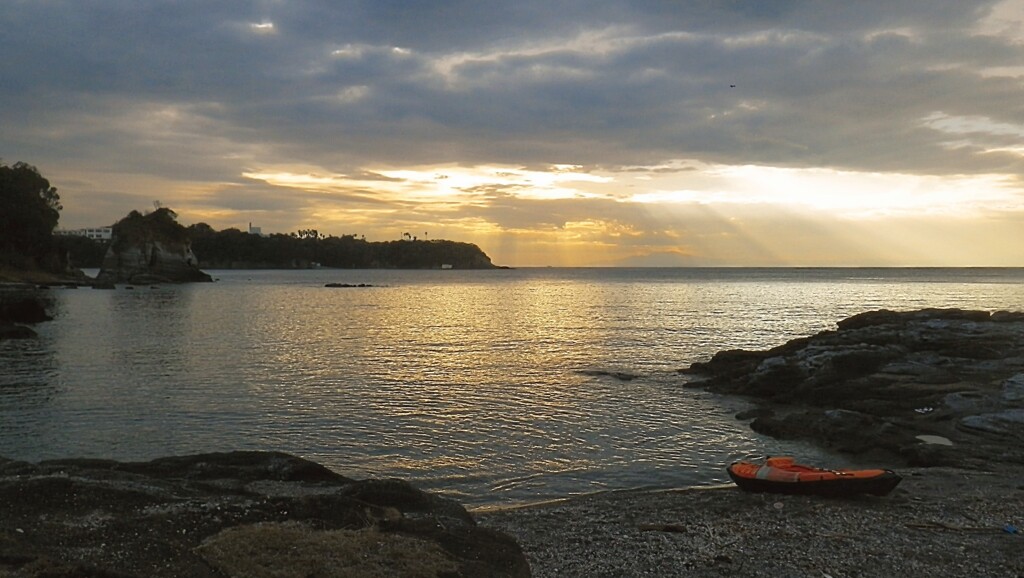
top-left (3, 267), bottom-right (1023, 505)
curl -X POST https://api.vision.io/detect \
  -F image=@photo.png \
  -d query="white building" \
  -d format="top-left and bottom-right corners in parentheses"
top-left (55, 226), bottom-right (113, 240)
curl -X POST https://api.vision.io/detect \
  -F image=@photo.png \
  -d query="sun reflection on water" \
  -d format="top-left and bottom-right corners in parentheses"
top-left (2, 268), bottom-right (1023, 504)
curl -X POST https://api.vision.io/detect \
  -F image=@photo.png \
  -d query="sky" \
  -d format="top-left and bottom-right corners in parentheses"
top-left (2, 1), bottom-right (1023, 267)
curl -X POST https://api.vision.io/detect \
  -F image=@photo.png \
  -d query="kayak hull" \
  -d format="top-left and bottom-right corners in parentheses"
top-left (727, 459), bottom-right (902, 497)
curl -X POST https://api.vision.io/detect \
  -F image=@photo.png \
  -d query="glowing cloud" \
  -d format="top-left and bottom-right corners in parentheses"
top-left (244, 164), bottom-right (610, 204)
top-left (250, 22), bottom-right (276, 34)
top-left (622, 164), bottom-right (1021, 218)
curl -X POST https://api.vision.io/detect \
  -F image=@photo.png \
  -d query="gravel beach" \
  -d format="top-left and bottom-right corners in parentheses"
top-left (476, 465), bottom-right (1024, 577)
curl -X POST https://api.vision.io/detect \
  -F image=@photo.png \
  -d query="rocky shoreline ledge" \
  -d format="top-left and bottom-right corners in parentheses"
top-left (0, 452), bottom-right (528, 577)
top-left (6, 453), bottom-right (1020, 578)
top-left (0, 285), bottom-right (54, 340)
top-left (681, 308), bottom-right (1024, 469)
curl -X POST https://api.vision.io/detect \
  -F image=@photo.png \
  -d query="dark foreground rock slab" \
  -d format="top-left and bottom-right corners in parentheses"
top-left (0, 285), bottom-right (54, 340)
top-left (0, 451), bottom-right (529, 577)
top-left (682, 308), bottom-right (1024, 468)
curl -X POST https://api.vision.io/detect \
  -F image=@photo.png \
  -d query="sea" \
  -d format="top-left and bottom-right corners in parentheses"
top-left (2, 267), bottom-right (1023, 506)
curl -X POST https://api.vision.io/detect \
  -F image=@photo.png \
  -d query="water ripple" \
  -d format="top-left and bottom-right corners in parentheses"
top-left (2, 268), bottom-right (1023, 504)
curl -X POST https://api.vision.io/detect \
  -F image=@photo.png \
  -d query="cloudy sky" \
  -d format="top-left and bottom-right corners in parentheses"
top-left (3, 1), bottom-right (1023, 266)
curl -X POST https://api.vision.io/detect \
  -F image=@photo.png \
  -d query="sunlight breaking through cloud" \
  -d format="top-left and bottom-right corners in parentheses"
top-left (621, 164), bottom-right (1022, 218)
top-left (5, 1), bottom-right (1024, 266)
top-left (244, 164), bottom-right (611, 203)
top-left (249, 22), bottom-right (276, 34)
top-left (924, 112), bottom-right (1024, 139)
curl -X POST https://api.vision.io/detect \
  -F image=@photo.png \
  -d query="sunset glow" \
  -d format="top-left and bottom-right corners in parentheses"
top-left (3, 1), bottom-right (1022, 266)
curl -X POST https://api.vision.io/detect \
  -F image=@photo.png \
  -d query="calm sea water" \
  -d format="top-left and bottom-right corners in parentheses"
top-left (2, 268), bottom-right (1023, 505)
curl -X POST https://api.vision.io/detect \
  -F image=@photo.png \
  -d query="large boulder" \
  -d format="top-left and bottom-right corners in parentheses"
top-left (96, 239), bottom-right (212, 284)
top-left (0, 451), bottom-right (530, 577)
top-left (96, 208), bottom-right (212, 284)
top-left (0, 285), bottom-right (52, 340)
top-left (682, 309), bottom-right (1024, 468)
top-left (0, 294), bottom-right (50, 324)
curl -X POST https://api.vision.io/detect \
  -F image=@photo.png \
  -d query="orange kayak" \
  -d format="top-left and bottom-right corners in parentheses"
top-left (727, 457), bottom-right (901, 496)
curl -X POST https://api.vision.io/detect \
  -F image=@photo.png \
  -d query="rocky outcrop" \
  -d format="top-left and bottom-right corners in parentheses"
top-left (96, 208), bottom-right (213, 284)
top-left (96, 239), bottom-right (212, 284)
top-left (682, 309), bottom-right (1024, 468)
top-left (0, 451), bottom-right (529, 577)
top-left (0, 285), bottom-right (52, 340)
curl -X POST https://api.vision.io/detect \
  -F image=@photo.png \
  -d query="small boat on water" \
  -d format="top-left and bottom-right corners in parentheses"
top-left (727, 457), bottom-right (902, 497)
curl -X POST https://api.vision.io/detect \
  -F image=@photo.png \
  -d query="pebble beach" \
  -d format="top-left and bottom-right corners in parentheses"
top-left (476, 465), bottom-right (1024, 577)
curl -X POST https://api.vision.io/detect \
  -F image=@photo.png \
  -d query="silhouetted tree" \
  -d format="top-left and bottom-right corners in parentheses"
top-left (0, 161), bottom-right (62, 267)
top-left (110, 207), bottom-right (188, 250)
top-left (56, 235), bottom-right (107, 268)
top-left (185, 224), bottom-right (495, 269)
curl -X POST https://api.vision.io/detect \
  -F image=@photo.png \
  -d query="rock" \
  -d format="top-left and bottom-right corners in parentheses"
top-left (835, 308), bottom-right (991, 330)
top-left (958, 409), bottom-right (1024, 437)
top-left (0, 323), bottom-right (37, 339)
top-left (0, 294), bottom-right (51, 324)
top-left (196, 522), bottom-right (463, 578)
top-left (578, 369), bottom-right (640, 381)
top-left (683, 349), bottom-right (768, 382)
top-left (95, 208), bottom-right (213, 284)
top-left (0, 451), bottom-right (529, 578)
top-left (684, 308), bottom-right (1024, 467)
top-left (992, 310), bottom-right (1024, 322)
top-left (750, 409), bottom-right (913, 456)
top-left (834, 309), bottom-right (907, 330)
top-left (735, 407), bottom-right (774, 420)
top-left (943, 391), bottom-right (998, 414)
top-left (0, 286), bottom-right (52, 340)
top-left (915, 434), bottom-right (954, 446)
top-left (1002, 374), bottom-right (1024, 402)
top-left (96, 240), bottom-right (212, 284)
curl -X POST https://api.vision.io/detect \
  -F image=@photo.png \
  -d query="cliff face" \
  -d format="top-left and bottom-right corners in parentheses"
top-left (95, 208), bottom-right (212, 284)
top-left (96, 239), bottom-right (212, 284)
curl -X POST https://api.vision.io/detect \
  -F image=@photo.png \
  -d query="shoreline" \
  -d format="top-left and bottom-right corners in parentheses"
top-left (468, 482), bottom-right (739, 515)
top-left (476, 464), bottom-right (1024, 577)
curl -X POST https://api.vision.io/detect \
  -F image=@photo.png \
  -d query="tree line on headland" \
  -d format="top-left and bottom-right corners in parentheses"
top-left (186, 224), bottom-right (499, 269)
top-left (1, 160), bottom-right (499, 280)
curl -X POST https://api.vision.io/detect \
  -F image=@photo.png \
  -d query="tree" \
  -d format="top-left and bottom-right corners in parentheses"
top-left (56, 234), bottom-right (107, 268)
top-left (0, 161), bottom-right (62, 265)
top-left (293, 229), bottom-right (320, 240)
top-left (109, 207), bottom-right (187, 250)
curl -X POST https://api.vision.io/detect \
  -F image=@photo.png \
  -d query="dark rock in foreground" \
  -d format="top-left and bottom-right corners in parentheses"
top-left (0, 285), bottom-right (54, 340)
top-left (0, 451), bottom-right (529, 577)
top-left (682, 308), bottom-right (1024, 468)
top-left (0, 292), bottom-right (51, 324)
